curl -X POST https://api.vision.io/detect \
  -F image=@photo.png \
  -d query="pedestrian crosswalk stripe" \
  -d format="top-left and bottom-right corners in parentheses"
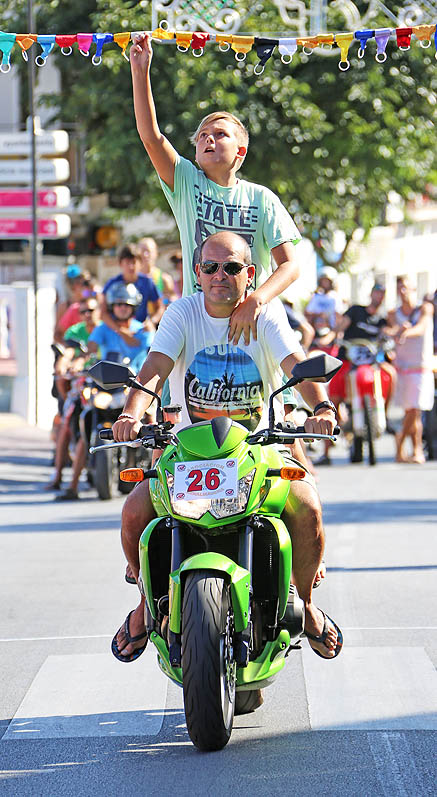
top-left (2, 649), bottom-right (168, 740)
top-left (302, 646), bottom-right (437, 730)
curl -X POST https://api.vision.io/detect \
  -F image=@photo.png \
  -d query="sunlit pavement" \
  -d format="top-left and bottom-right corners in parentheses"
top-left (0, 419), bottom-right (436, 796)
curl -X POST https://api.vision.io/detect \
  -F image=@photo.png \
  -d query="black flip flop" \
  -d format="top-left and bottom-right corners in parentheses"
top-left (111, 610), bottom-right (148, 663)
top-left (304, 610), bottom-right (343, 659)
top-left (125, 573), bottom-right (137, 585)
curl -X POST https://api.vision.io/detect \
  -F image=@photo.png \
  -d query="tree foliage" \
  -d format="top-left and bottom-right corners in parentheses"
top-left (3, 0), bottom-right (436, 258)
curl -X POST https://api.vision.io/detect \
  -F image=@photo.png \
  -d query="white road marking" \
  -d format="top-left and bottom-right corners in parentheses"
top-left (2, 650), bottom-right (168, 740)
top-left (2, 627), bottom-right (437, 642)
top-left (368, 732), bottom-right (423, 796)
top-left (303, 646), bottom-right (437, 730)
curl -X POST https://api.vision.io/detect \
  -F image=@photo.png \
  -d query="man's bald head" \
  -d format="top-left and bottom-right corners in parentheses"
top-left (200, 232), bottom-right (252, 265)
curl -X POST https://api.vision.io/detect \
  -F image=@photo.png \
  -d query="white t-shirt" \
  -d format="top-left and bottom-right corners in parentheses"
top-left (305, 290), bottom-right (343, 328)
top-left (150, 293), bottom-right (303, 433)
top-left (159, 155), bottom-right (301, 296)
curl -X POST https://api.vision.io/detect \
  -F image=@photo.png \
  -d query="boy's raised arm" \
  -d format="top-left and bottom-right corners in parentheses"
top-left (130, 34), bottom-right (177, 190)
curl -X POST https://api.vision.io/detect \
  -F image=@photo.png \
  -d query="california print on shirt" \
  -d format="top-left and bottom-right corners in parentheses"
top-left (184, 343), bottom-right (263, 431)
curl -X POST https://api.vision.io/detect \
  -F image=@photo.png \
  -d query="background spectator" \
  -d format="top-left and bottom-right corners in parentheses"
top-left (388, 276), bottom-right (434, 464)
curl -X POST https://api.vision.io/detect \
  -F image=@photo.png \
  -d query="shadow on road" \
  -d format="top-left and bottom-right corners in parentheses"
top-left (0, 711), bottom-right (435, 796)
top-left (323, 499), bottom-right (437, 524)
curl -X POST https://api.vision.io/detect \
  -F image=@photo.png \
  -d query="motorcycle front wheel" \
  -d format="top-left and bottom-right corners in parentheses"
top-left (94, 447), bottom-right (118, 500)
top-left (363, 395), bottom-right (376, 466)
top-left (182, 570), bottom-right (236, 752)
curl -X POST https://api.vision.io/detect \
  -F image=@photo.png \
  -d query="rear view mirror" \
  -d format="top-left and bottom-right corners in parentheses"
top-left (88, 360), bottom-right (135, 389)
top-left (290, 354), bottom-right (343, 384)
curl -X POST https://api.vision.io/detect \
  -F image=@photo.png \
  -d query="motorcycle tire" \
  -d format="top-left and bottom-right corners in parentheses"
top-left (182, 570), bottom-right (236, 752)
top-left (235, 689), bottom-right (263, 715)
top-left (422, 409), bottom-right (435, 461)
top-left (350, 434), bottom-right (363, 463)
top-left (118, 447), bottom-right (136, 495)
top-left (94, 447), bottom-right (118, 500)
top-left (363, 395), bottom-right (376, 466)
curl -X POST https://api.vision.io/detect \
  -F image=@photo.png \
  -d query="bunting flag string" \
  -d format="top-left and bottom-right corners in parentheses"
top-left (0, 22), bottom-right (436, 75)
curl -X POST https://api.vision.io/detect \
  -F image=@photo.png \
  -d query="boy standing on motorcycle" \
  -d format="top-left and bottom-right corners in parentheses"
top-left (111, 232), bottom-right (342, 664)
top-left (129, 33), bottom-right (301, 347)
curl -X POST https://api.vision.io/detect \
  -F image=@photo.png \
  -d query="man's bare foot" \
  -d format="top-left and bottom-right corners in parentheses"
top-left (395, 432), bottom-right (408, 463)
top-left (115, 603), bottom-right (146, 658)
top-left (125, 563), bottom-right (136, 584)
top-left (409, 453), bottom-right (425, 464)
top-left (313, 560), bottom-right (326, 589)
top-left (304, 603), bottom-right (338, 658)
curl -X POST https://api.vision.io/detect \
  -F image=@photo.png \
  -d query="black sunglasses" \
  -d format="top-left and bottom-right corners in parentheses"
top-left (80, 307), bottom-right (94, 314)
top-left (199, 260), bottom-right (251, 276)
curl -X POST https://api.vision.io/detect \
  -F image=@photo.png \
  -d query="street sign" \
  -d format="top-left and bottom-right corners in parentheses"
top-left (0, 187), bottom-right (71, 209)
top-left (0, 158), bottom-right (70, 184)
top-left (0, 130), bottom-right (69, 156)
top-left (0, 215), bottom-right (71, 239)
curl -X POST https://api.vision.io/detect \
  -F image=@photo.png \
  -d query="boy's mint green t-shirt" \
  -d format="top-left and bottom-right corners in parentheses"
top-left (159, 155), bottom-right (301, 297)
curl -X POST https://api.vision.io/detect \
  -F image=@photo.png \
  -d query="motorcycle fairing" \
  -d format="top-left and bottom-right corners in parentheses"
top-left (176, 418), bottom-right (248, 457)
top-left (235, 629), bottom-right (291, 688)
top-left (139, 517), bottom-right (166, 619)
top-left (150, 437), bottom-right (292, 529)
top-left (147, 623), bottom-right (292, 690)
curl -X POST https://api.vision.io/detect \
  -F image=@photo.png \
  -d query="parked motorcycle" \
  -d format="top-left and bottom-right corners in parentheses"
top-left (81, 354), bottom-right (152, 500)
top-left (329, 337), bottom-right (393, 466)
top-left (89, 354), bottom-right (342, 752)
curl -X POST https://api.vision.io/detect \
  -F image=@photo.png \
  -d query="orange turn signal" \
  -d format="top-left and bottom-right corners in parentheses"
top-left (280, 466), bottom-right (306, 481)
top-left (120, 468), bottom-right (144, 482)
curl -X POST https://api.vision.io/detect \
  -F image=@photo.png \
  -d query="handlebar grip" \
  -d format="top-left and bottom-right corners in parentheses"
top-left (295, 425), bottom-right (341, 435)
top-left (99, 429), bottom-right (114, 440)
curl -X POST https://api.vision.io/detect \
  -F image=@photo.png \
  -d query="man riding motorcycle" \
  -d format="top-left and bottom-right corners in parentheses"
top-left (110, 231), bottom-right (343, 664)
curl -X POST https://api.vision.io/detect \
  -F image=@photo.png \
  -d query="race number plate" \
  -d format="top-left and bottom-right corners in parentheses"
top-left (173, 458), bottom-right (238, 501)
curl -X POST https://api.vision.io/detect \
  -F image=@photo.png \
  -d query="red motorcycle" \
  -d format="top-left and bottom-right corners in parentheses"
top-left (328, 337), bottom-right (394, 465)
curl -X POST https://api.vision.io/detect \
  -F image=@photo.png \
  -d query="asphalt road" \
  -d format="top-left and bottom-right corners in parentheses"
top-left (0, 418), bottom-right (436, 796)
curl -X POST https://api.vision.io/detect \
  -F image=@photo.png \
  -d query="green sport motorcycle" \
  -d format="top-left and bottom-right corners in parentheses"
top-left (89, 354), bottom-right (341, 752)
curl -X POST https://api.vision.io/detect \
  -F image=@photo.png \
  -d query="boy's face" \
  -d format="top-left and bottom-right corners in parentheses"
top-left (120, 256), bottom-right (140, 282)
top-left (195, 119), bottom-right (246, 174)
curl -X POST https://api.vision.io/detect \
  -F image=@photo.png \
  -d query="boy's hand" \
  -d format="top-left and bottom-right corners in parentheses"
top-left (228, 294), bottom-right (262, 346)
top-left (130, 32), bottom-right (153, 72)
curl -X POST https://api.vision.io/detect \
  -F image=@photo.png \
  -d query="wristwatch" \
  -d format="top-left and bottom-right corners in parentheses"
top-left (313, 400), bottom-right (337, 418)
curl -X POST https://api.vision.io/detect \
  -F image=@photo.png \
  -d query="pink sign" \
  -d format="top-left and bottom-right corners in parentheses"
top-left (0, 218), bottom-right (60, 237)
top-left (0, 190), bottom-right (59, 208)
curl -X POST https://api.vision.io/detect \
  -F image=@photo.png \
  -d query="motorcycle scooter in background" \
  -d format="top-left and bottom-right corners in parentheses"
top-left (81, 353), bottom-right (152, 500)
top-left (328, 336), bottom-right (394, 465)
top-left (89, 354), bottom-right (342, 752)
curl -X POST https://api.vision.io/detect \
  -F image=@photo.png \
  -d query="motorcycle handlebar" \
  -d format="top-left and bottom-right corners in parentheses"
top-left (99, 425), bottom-right (150, 441)
top-left (294, 424), bottom-right (341, 436)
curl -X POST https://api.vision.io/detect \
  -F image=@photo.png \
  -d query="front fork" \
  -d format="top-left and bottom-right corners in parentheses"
top-left (348, 367), bottom-right (386, 436)
top-left (159, 519), bottom-right (256, 668)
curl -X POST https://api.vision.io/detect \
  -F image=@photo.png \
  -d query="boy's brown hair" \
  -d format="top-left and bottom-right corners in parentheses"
top-left (190, 112), bottom-right (249, 149)
top-left (118, 244), bottom-right (139, 263)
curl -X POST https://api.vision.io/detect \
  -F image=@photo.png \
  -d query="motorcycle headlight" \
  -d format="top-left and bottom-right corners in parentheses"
top-left (165, 470), bottom-right (255, 521)
top-left (209, 470), bottom-right (255, 519)
top-left (93, 391), bottom-right (113, 410)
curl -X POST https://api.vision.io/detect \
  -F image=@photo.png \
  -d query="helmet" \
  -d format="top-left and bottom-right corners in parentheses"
top-left (318, 266), bottom-right (337, 287)
top-left (106, 281), bottom-right (142, 309)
